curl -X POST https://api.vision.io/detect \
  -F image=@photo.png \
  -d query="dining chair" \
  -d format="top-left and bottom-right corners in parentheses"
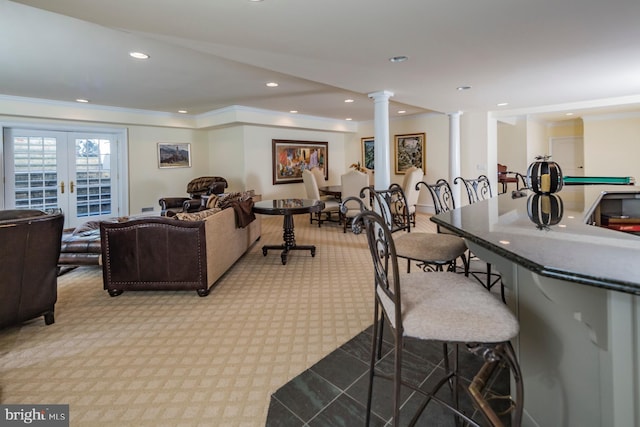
top-left (497, 164), bottom-right (528, 194)
top-left (339, 169), bottom-right (370, 233)
top-left (353, 209), bottom-right (523, 427)
top-left (399, 166), bottom-right (424, 227)
top-left (453, 175), bottom-right (504, 299)
top-left (301, 169), bottom-right (340, 227)
top-left (309, 166), bottom-right (327, 191)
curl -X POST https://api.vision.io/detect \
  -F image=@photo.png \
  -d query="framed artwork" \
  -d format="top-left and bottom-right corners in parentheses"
top-left (272, 139), bottom-right (328, 185)
top-left (394, 133), bottom-right (425, 174)
top-left (158, 142), bottom-right (191, 168)
top-left (361, 137), bottom-right (375, 170)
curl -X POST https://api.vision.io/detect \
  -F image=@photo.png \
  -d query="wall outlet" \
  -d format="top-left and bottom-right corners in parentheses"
top-left (476, 164), bottom-right (486, 172)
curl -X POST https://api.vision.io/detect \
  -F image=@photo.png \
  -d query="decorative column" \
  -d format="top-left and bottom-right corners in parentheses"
top-left (368, 90), bottom-right (394, 190)
top-left (448, 111), bottom-right (462, 207)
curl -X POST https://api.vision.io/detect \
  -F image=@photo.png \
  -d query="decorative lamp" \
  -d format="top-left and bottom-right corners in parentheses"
top-left (526, 155), bottom-right (563, 194)
top-left (527, 193), bottom-right (564, 230)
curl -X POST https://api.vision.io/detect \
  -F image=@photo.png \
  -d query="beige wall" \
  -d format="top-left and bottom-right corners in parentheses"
top-left (583, 113), bottom-right (640, 178)
top-left (349, 112), bottom-right (450, 210)
top-left (209, 125), bottom-right (347, 200)
top-left (3, 100), bottom-right (639, 216)
top-left (127, 125), bottom-right (209, 213)
top-left (498, 118), bottom-right (528, 174)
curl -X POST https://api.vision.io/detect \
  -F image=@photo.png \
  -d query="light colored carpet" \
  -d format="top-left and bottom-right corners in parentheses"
top-left (0, 213), bottom-right (438, 427)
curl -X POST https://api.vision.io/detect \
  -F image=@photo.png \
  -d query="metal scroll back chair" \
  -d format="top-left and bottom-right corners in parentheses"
top-left (453, 175), bottom-right (504, 300)
top-left (340, 169), bottom-right (370, 233)
top-left (360, 185), bottom-right (468, 274)
top-left (353, 209), bottom-right (524, 427)
top-left (454, 174), bottom-right (493, 204)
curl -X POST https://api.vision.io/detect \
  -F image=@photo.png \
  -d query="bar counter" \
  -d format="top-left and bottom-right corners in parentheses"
top-left (431, 185), bottom-right (640, 427)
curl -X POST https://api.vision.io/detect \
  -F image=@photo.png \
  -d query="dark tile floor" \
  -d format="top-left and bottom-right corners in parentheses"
top-left (266, 323), bottom-right (512, 426)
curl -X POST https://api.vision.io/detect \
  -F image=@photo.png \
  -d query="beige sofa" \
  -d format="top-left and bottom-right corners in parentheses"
top-left (100, 194), bottom-right (261, 296)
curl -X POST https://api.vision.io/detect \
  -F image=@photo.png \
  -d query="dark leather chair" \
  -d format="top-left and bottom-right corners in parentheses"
top-left (0, 209), bottom-right (64, 328)
top-left (159, 176), bottom-right (228, 216)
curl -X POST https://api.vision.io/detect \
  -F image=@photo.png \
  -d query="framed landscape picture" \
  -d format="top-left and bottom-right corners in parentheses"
top-left (394, 133), bottom-right (425, 174)
top-left (272, 139), bottom-right (328, 184)
top-left (158, 142), bottom-right (191, 168)
top-left (361, 137), bottom-right (375, 170)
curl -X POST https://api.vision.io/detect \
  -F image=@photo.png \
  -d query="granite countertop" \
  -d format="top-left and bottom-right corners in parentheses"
top-left (431, 185), bottom-right (640, 295)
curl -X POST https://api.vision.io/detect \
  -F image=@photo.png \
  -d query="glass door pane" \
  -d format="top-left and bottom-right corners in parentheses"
top-left (72, 136), bottom-right (114, 220)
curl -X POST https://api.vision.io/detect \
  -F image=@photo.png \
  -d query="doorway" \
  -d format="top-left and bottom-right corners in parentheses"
top-left (550, 136), bottom-right (584, 177)
top-left (3, 127), bottom-right (125, 229)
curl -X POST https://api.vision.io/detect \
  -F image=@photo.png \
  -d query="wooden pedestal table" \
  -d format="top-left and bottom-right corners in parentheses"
top-left (252, 199), bottom-right (324, 265)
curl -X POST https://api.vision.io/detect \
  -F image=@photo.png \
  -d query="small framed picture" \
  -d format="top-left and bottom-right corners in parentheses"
top-left (394, 133), bottom-right (425, 174)
top-left (361, 137), bottom-right (375, 170)
top-left (158, 143), bottom-right (191, 168)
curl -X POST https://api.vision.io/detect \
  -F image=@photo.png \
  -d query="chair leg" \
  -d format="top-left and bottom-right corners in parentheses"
top-left (366, 303), bottom-right (380, 427)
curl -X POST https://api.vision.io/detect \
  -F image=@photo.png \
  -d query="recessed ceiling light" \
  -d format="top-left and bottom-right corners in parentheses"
top-left (457, 85), bottom-right (472, 91)
top-left (289, 110), bottom-right (298, 114)
top-left (344, 99), bottom-right (354, 103)
top-left (389, 56), bottom-right (408, 63)
top-left (129, 51), bottom-right (149, 59)
top-left (249, 0), bottom-right (263, 2)
top-left (76, 98), bottom-right (89, 103)
top-left (398, 110), bottom-right (406, 114)
top-left (266, 82), bottom-right (279, 87)
top-left (345, 118), bottom-right (353, 121)
top-left (497, 102), bottom-right (509, 107)
top-left (178, 110), bottom-right (188, 114)
top-left (566, 112), bottom-right (574, 116)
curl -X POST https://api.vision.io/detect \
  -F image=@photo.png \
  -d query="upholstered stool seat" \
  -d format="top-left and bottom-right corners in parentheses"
top-left (394, 233), bottom-right (468, 272)
top-left (393, 271), bottom-right (518, 343)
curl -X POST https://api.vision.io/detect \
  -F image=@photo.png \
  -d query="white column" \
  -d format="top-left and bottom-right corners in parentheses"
top-left (448, 111), bottom-right (462, 207)
top-left (368, 90), bottom-right (394, 190)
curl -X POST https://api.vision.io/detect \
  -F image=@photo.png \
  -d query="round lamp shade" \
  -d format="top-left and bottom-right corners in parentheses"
top-left (527, 155), bottom-right (563, 194)
top-left (527, 193), bottom-right (564, 229)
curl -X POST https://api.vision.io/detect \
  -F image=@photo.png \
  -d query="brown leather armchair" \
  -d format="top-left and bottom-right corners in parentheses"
top-left (0, 209), bottom-right (64, 328)
top-left (159, 176), bottom-right (228, 216)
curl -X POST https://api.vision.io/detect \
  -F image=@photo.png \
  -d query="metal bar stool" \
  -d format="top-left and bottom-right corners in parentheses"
top-left (352, 209), bottom-right (524, 427)
top-left (454, 175), bottom-right (504, 300)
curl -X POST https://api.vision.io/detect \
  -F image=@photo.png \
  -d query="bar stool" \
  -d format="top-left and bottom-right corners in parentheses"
top-left (454, 175), bottom-right (503, 299)
top-left (353, 209), bottom-right (524, 427)
top-left (359, 186), bottom-right (468, 274)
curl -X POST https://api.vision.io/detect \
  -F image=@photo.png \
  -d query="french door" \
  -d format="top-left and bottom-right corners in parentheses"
top-left (3, 128), bottom-right (120, 229)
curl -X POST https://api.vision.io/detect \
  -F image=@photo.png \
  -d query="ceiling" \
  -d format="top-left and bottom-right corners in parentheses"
top-left (2, 0), bottom-right (640, 123)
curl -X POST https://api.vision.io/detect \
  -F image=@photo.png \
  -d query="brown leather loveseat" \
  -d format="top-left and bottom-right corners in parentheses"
top-left (0, 209), bottom-right (64, 328)
top-left (100, 193), bottom-right (261, 297)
